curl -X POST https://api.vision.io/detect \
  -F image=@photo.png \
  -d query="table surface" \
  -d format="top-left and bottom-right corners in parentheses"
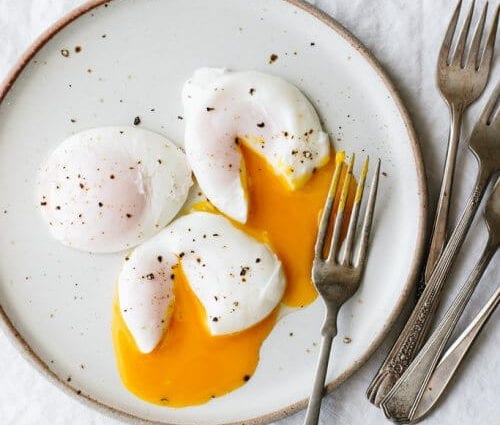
top-left (1, 1), bottom-right (499, 424)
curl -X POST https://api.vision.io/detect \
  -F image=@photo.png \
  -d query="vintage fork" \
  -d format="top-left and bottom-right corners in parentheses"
top-left (303, 154), bottom-right (380, 425)
top-left (413, 286), bottom-right (500, 420)
top-left (368, 83), bottom-right (500, 409)
top-left (381, 177), bottom-right (500, 422)
top-left (426, 0), bottom-right (498, 282)
top-left (367, 2), bottom-right (499, 405)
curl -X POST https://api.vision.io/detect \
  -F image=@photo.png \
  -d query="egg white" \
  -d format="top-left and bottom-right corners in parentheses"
top-left (118, 211), bottom-right (285, 353)
top-left (37, 126), bottom-right (192, 253)
top-left (182, 68), bottom-right (330, 223)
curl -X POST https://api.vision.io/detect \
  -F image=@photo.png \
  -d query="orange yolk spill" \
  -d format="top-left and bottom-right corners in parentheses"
top-left (238, 142), bottom-right (354, 307)
top-left (113, 139), bottom-right (355, 407)
top-left (112, 265), bottom-right (278, 407)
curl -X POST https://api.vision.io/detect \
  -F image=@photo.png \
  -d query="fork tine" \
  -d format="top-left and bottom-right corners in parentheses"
top-left (439, 0), bottom-right (463, 66)
top-left (467, 2), bottom-right (488, 69)
top-left (355, 159), bottom-right (381, 270)
top-left (342, 157), bottom-right (369, 266)
top-left (478, 4), bottom-right (499, 71)
top-left (451, 0), bottom-right (476, 66)
top-left (314, 153), bottom-right (344, 259)
top-left (479, 83), bottom-right (500, 124)
top-left (327, 154), bottom-right (354, 263)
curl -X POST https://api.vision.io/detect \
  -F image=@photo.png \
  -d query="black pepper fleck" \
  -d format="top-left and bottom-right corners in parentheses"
top-left (206, 107), bottom-right (215, 112)
top-left (133, 116), bottom-right (141, 126)
top-left (269, 53), bottom-right (278, 64)
top-left (249, 88), bottom-right (255, 95)
top-left (257, 122), bottom-right (265, 128)
top-left (243, 374), bottom-right (251, 382)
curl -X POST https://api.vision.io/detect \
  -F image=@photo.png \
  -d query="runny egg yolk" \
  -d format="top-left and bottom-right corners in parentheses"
top-left (238, 141), bottom-right (353, 307)
top-left (113, 140), bottom-right (354, 407)
top-left (113, 264), bottom-right (278, 407)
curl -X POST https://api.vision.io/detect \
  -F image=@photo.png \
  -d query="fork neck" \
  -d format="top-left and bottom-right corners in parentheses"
top-left (449, 102), bottom-right (464, 141)
top-left (321, 304), bottom-right (339, 338)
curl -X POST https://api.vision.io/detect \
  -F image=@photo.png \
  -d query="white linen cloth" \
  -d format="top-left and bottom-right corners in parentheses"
top-left (0, 1), bottom-right (498, 424)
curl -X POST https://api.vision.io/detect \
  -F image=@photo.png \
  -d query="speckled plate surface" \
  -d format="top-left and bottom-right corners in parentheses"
top-left (0, 1), bottom-right (426, 424)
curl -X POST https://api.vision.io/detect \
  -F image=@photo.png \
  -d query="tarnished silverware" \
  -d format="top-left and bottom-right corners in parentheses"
top-left (426, 0), bottom-right (498, 281)
top-left (367, 82), bottom-right (500, 406)
top-left (413, 286), bottom-right (500, 421)
top-left (381, 178), bottom-right (500, 423)
top-left (303, 155), bottom-right (380, 425)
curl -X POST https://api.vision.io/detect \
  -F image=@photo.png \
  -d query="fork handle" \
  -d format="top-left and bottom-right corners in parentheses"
top-left (413, 287), bottom-right (500, 420)
top-left (424, 103), bottom-right (463, 282)
top-left (366, 167), bottom-right (491, 406)
top-left (303, 307), bottom-right (338, 425)
top-left (380, 238), bottom-right (497, 422)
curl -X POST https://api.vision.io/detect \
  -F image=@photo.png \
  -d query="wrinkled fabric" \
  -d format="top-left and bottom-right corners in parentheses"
top-left (0, 1), bottom-right (498, 424)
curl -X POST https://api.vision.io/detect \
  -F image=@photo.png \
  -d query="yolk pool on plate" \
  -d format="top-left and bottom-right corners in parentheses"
top-left (113, 140), bottom-right (354, 407)
top-left (238, 141), bottom-right (354, 307)
top-left (113, 265), bottom-right (278, 407)
top-left (194, 142), bottom-right (354, 307)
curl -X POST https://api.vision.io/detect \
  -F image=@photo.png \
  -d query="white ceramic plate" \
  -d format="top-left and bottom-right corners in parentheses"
top-left (0, 1), bottom-right (426, 424)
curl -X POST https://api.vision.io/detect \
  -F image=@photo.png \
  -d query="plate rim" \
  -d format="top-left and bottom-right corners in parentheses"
top-left (0, 0), bottom-right (428, 424)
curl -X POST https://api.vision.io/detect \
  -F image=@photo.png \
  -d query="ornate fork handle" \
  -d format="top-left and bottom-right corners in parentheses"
top-left (366, 168), bottom-right (491, 406)
top-left (381, 236), bottom-right (497, 422)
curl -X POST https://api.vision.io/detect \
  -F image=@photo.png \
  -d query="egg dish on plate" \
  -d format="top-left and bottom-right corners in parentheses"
top-left (37, 67), bottom-right (352, 407)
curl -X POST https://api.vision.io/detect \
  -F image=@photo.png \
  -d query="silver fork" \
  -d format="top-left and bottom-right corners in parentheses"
top-left (381, 177), bottom-right (500, 423)
top-left (413, 286), bottom-right (500, 420)
top-left (368, 84), bottom-right (500, 408)
top-left (367, 3), bottom-right (499, 405)
top-left (303, 155), bottom-right (380, 425)
top-left (426, 0), bottom-right (498, 281)
top-left (381, 88), bottom-right (500, 421)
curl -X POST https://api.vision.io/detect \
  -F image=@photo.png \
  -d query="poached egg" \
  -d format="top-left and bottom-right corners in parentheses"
top-left (37, 126), bottom-right (192, 253)
top-left (182, 68), bottom-right (330, 223)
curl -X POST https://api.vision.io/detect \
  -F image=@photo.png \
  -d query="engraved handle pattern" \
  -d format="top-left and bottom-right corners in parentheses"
top-left (366, 170), bottom-right (490, 406)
